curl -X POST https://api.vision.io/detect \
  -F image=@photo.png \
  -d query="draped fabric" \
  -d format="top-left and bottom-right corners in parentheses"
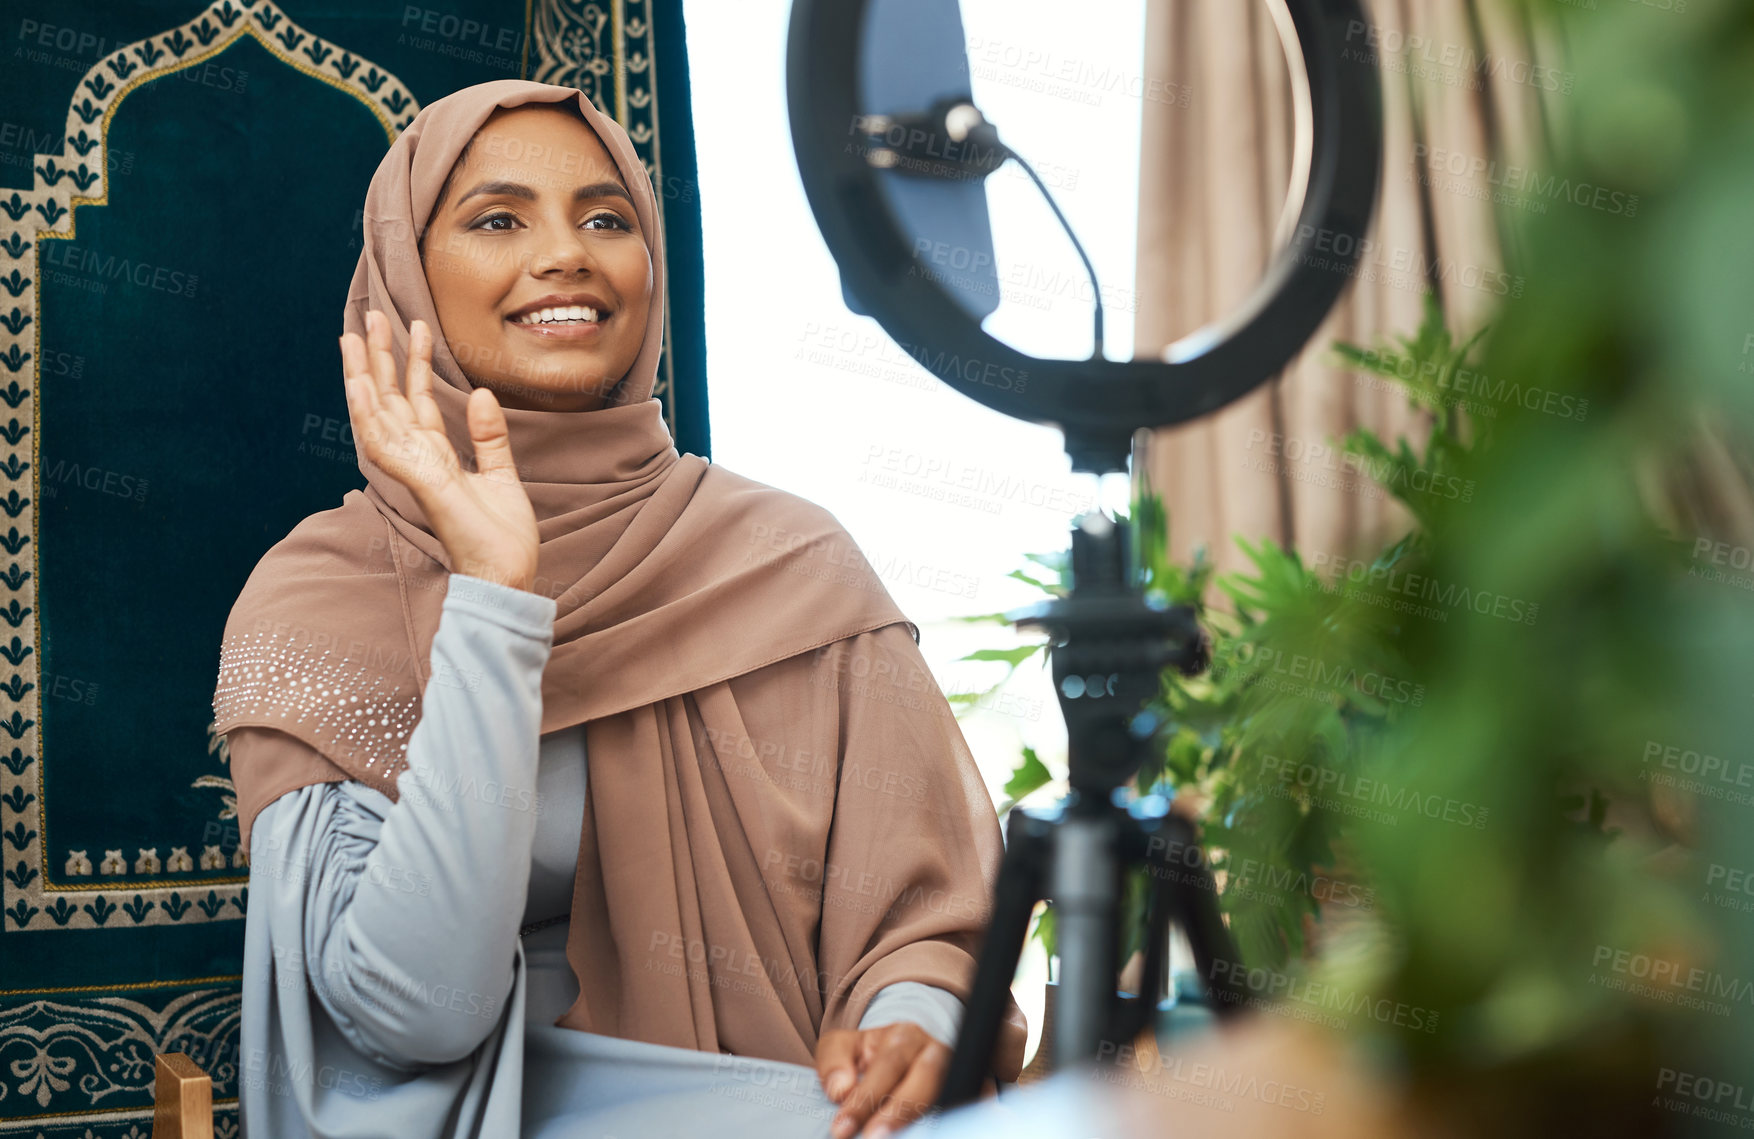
top-left (211, 75), bottom-right (1028, 1081)
top-left (0, 5), bottom-right (692, 1136)
top-left (1136, 0), bottom-right (1585, 578)
top-left (564, 620), bottom-right (1026, 1075)
top-left (219, 563), bottom-right (1030, 1080)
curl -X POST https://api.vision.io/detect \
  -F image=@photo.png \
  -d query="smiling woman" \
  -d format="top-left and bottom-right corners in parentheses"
top-left (419, 103), bottom-right (654, 412)
top-left (212, 78), bottom-right (1026, 1139)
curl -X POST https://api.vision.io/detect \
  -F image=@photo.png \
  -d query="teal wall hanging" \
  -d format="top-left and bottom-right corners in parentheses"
top-left (0, 2), bottom-right (706, 1133)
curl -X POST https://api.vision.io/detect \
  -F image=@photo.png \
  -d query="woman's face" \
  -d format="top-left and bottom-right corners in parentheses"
top-left (422, 105), bottom-right (652, 412)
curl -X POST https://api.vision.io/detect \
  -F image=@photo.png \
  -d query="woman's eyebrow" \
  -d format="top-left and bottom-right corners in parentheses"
top-left (574, 180), bottom-right (635, 207)
top-left (456, 179), bottom-right (635, 208)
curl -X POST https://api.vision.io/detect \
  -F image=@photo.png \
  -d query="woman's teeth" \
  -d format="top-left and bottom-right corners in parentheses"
top-left (514, 305), bottom-right (602, 325)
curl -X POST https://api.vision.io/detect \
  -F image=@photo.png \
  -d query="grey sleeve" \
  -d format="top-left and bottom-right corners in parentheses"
top-left (247, 573), bottom-right (557, 1073)
top-left (858, 981), bottom-right (966, 1049)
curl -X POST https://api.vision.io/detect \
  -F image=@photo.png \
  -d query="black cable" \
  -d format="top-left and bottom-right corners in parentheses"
top-left (869, 103), bottom-right (1109, 362)
top-left (999, 145), bottom-right (1107, 362)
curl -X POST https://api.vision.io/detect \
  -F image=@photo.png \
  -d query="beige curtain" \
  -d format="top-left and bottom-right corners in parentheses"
top-left (1133, 0), bottom-right (1568, 584)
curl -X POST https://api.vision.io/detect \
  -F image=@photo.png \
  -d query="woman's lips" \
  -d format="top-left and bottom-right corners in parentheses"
top-left (506, 314), bottom-right (608, 341)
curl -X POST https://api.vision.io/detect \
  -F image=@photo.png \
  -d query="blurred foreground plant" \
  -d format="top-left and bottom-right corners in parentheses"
top-left (951, 4), bottom-right (1754, 1129)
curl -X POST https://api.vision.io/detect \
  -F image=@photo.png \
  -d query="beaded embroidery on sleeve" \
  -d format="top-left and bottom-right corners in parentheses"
top-left (212, 628), bottom-right (421, 775)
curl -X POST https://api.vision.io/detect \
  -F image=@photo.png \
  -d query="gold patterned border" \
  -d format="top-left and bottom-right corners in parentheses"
top-left (0, 1), bottom-right (419, 933)
top-left (0, 974), bottom-right (240, 1132)
top-left (3, 0), bottom-right (674, 934)
top-left (528, 0), bottom-right (675, 428)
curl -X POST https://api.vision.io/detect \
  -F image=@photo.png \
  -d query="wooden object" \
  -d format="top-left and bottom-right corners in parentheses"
top-left (152, 1052), bottom-right (213, 1139)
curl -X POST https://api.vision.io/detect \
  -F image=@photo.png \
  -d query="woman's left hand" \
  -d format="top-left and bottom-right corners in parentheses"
top-left (816, 1022), bottom-right (956, 1139)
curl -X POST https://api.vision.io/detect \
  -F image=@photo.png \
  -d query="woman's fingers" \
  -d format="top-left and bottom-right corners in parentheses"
top-left (364, 310), bottom-right (417, 433)
top-left (863, 1041), bottom-right (951, 1138)
top-left (340, 316), bottom-right (450, 493)
top-left (465, 387), bottom-right (520, 485)
top-left (832, 1026), bottom-right (925, 1139)
top-left (365, 309), bottom-right (399, 401)
top-left (406, 319), bottom-right (445, 435)
top-left (339, 334), bottom-right (385, 451)
top-left (815, 1029), bottom-right (861, 1105)
top-left (341, 310), bottom-right (537, 589)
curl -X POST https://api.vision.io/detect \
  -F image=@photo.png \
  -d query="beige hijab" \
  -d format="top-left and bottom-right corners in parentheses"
top-left (212, 80), bottom-right (1026, 1080)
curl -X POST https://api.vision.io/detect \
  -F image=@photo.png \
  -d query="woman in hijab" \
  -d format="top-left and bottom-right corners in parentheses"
top-left (210, 79), bottom-right (1027, 1138)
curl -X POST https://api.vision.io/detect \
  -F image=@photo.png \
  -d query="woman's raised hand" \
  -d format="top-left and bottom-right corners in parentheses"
top-left (340, 310), bottom-right (541, 594)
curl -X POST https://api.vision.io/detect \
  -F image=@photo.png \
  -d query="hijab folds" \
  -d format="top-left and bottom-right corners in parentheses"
top-left (211, 80), bottom-right (1026, 1080)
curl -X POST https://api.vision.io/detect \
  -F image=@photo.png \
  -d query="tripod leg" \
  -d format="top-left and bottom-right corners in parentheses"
top-left (1049, 810), bottom-right (1119, 1070)
top-left (936, 810), bottom-right (1050, 1110)
top-left (1104, 820), bottom-right (1182, 1045)
top-left (1158, 814), bottom-right (1250, 1018)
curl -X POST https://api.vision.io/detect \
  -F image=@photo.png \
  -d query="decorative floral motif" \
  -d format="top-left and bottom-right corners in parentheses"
top-left (190, 722), bottom-right (236, 821)
top-left (0, 2), bottom-right (419, 932)
top-left (533, 0), bottom-right (612, 98)
top-left (6, 1109), bottom-right (237, 1135)
top-left (529, 0), bottom-right (672, 409)
top-left (1, 0), bottom-right (658, 1126)
top-left (0, 986), bottom-right (240, 1127)
top-left (12, 1042), bottom-right (75, 1106)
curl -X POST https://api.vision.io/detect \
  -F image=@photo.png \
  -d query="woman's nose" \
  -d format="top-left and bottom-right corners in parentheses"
top-left (528, 224), bottom-right (597, 276)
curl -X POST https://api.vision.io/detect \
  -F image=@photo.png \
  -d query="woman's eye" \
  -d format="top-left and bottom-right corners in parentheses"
top-left (466, 211), bottom-right (627, 233)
